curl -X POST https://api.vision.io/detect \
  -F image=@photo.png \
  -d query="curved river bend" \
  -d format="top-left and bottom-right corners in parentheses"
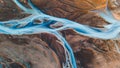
top-left (0, 0), bottom-right (120, 68)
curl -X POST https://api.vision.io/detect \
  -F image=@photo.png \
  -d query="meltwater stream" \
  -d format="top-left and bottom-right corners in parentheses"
top-left (0, 0), bottom-right (120, 68)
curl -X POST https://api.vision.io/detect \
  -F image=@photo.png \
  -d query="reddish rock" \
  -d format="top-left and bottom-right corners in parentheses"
top-left (31, 0), bottom-right (108, 27)
top-left (0, 34), bottom-right (61, 68)
top-left (61, 29), bottom-right (120, 68)
top-left (0, 0), bottom-right (120, 68)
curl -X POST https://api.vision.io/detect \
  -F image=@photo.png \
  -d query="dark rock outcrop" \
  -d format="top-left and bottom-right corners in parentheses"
top-left (0, 0), bottom-right (120, 68)
top-left (0, 34), bottom-right (61, 68)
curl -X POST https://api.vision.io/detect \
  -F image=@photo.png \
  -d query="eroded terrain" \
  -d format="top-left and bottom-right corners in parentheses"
top-left (0, 0), bottom-right (120, 68)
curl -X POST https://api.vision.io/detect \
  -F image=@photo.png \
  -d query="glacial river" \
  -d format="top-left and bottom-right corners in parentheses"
top-left (0, 0), bottom-right (120, 68)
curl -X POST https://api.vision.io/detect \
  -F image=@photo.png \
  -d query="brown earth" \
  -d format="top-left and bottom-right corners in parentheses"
top-left (31, 0), bottom-right (109, 27)
top-left (0, 0), bottom-right (120, 68)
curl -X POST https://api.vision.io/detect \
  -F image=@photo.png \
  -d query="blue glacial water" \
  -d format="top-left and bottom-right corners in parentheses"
top-left (0, 0), bottom-right (120, 68)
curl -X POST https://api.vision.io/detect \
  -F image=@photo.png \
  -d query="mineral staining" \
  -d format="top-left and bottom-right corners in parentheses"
top-left (74, 0), bottom-right (107, 11)
top-left (0, 0), bottom-right (120, 68)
